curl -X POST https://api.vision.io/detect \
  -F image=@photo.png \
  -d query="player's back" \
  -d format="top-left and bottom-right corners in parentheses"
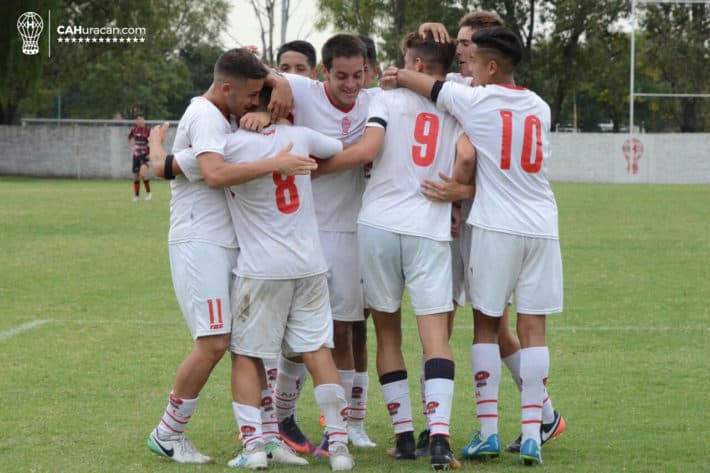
top-left (359, 88), bottom-right (462, 241)
top-left (223, 125), bottom-right (342, 279)
top-left (438, 82), bottom-right (558, 239)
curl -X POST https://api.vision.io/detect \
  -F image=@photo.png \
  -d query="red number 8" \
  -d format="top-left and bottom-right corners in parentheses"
top-left (273, 172), bottom-right (300, 214)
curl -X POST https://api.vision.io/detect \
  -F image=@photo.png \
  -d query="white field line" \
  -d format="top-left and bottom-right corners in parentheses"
top-left (0, 320), bottom-right (52, 343)
top-left (42, 319), bottom-right (709, 333)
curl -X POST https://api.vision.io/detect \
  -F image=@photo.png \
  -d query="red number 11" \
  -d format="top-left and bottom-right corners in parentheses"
top-left (499, 110), bottom-right (544, 173)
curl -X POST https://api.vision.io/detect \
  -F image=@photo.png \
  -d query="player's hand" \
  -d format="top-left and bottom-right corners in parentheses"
top-left (418, 22), bottom-right (449, 42)
top-left (243, 44), bottom-right (260, 56)
top-left (421, 172), bottom-right (472, 202)
top-left (240, 112), bottom-right (271, 132)
top-left (380, 67), bottom-right (399, 90)
top-left (149, 122), bottom-right (169, 146)
top-left (274, 143), bottom-right (318, 176)
top-left (268, 75), bottom-right (294, 122)
top-left (451, 206), bottom-right (462, 238)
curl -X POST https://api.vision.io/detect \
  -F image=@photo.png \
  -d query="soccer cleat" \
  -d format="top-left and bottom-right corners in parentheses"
top-left (312, 432), bottom-right (330, 458)
top-left (147, 428), bottom-right (212, 464)
top-left (385, 431), bottom-right (416, 460)
top-left (460, 431), bottom-right (501, 459)
top-left (430, 434), bottom-right (461, 470)
top-left (348, 423), bottom-right (376, 447)
top-left (227, 444), bottom-right (268, 469)
top-left (265, 439), bottom-right (308, 465)
top-left (415, 429), bottom-right (431, 457)
top-left (329, 443), bottom-right (354, 471)
top-left (519, 438), bottom-right (542, 465)
top-left (278, 414), bottom-right (314, 454)
top-left (133, 196), bottom-right (140, 203)
top-left (145, 192), bottom-right (152, 201)
top-left (507, 411), bottom-right (566, 453)
top-left (541, 410), bottom-right (566, 444)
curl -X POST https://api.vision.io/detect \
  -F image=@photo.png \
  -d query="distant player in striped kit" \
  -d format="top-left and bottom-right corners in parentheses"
top-left (128, 115), bottom-right (151, 202)
top-left (386, 26), bottom-right (564, 466)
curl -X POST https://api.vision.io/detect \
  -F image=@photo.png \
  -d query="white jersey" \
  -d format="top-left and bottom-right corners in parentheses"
top-left (286, 73), bottom-right (371, 232)
top-left (358, 89), bottom-right (463, 241)
top-left (436, 82), bottom-right (559, 239)
top-left (221, 125), bottom-right (342, 279)
top-left (169, 96), bottom-right (237, 247)
top-left (446, 72), bottom-right (473, 86)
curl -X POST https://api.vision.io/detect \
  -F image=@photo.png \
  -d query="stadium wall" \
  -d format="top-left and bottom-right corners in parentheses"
top-left (0, 125), bottom-right (709, 183)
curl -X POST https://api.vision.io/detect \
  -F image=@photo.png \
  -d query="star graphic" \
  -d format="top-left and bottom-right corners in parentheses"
top-left (139, 37), bottom-right (145, 43)
top-left (71, 37), bottom-right (77, 43)
top-left (78, 37), bottom-right (84, 43)
top-left (119, 37), bottom-right (125, 43)
top-left (99, 37), bottom-right (104, 43)
top-left (113, 37), bottom-right (118, 43)
top-left (92, 37), bottom-right (97, 43)
top-left (58, 37), bottom-right (64, 43)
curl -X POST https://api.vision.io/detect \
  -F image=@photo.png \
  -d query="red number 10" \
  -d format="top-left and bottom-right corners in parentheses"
top-left (499, 110), bottom-right (544, 173)
top-left (411, 112), bottom-right (440, 167)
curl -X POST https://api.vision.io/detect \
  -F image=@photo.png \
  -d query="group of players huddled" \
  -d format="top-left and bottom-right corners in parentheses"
top-left (144, 9), bottom-right (566, 472)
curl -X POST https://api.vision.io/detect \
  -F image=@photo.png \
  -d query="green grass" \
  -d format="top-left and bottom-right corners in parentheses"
top-left (1, 177), bottom-right (708, 472)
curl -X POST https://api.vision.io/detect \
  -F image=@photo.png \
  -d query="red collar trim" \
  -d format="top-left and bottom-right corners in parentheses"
top-left (324, 83), bottom-right (356, 113)
top-left (199, 95), bottom-right (230, 121)
top-left (495, 84), bottom-right (527, 91)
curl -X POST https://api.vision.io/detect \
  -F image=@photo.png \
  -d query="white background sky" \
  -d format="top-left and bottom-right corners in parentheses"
top-left (222, 0), bottom-right (337, 61)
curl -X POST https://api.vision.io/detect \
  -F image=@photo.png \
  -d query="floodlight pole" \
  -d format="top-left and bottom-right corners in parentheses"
top-left (629, 0), bottom-right (636, 137)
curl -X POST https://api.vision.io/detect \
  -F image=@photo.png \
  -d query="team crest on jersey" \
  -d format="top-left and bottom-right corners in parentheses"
top-left (341, 117), bottom-right (351, 135)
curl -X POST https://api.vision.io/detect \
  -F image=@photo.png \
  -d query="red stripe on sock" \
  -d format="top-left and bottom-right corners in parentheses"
top-left (165, 410), bottom-right (189, 425)
top-left (160, 419), bottom-right (184, 433)
top-left (522, 420), bottom-right (542, 425)
top-left (476, 399), bottom-right (498, 405)
top-left (477, 414), bottom-right (498, 418)
top-left (430, 422), bottom-right (449, 427)
top-left (244, 435), bottom-right (263, 447)
top-left (349, 407), bottom-right (366, 411)
top-left (522, 404), bottom-right (543, 409)
top-left (393, 420), bottom-right (413, 426)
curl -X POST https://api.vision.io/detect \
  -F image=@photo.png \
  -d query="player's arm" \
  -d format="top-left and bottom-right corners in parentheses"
top-left (418, 22), bottom-right (450, 42)
top-left (197, 145), bottom-right (316, 189)
top-left (421, 134), bottom-right (476, 203)
top-left (264, 71), bottom-right (294, 121)
top-left (148, 123), bottom-right (182, 179)
top-left (315, 126), bottom-right (384, 176)
top-left (127, 129), bottom-right (135, 152)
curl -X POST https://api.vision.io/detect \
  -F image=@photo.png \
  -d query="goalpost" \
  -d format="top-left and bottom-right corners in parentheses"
top-left (629, 0), bottom-right (710, 134)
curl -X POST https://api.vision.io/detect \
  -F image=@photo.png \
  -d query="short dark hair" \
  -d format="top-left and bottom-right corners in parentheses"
top-left (259, 86), bottom-right (273, 109)
top-left (277, 40), bottom-right (317, 69)
top-left (472, 27), bottom-right (522, 67)
top-left (459, 10), bottom-right (504, 30)
top-left (321, 34), bottom-right (367, 71)
top-left (401, 32), bottom-right (456, 75)
top-left (214, 48), bottom-right (269, 81)
top-left (358, 35), bottom-right (378, 67)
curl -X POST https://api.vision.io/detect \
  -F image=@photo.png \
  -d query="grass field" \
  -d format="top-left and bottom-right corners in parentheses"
top-left (1, 177), bottom-right (708, 473)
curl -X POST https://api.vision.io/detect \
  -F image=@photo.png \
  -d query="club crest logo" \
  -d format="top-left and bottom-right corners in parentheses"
top-left (17, 12), bottom-right (44, 55)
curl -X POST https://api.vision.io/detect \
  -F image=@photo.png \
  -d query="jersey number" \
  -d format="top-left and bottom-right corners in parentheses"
top-left (411, 112), bottom-right (440, 167)
top-left (499, 111), bottom-right (544, 173)
top-left (273, 172), bottom-right (300, 214)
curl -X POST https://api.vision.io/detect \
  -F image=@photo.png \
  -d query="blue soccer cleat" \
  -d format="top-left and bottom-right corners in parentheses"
top-left (519, 438), bottom-right (543, 466)
top-left (460, 431), bottom-right (500, 459)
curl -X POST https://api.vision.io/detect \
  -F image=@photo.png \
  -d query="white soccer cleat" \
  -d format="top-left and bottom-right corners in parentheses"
top-left (348, 423), bottom-right (376, 447)
top-left (265, 439), bottom-right (308, 465)
top-left (133, 195), bottom-right (140, 203)
top-left (147, 428), bottom-right (212, 464)
top-left (145, 192), bottom-right (152, 201)
top-left (329, 443), bottom-right (354, 471)
top-left (227, 443), bottom-right (268, 470)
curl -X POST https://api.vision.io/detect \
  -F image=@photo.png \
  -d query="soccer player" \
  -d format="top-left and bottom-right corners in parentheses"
top-left (145, 48), bottom-right (309, 466)
top-left (317, 32), bottom-right (475, 470)
top-left (419, 12), bottom-right (566, 457)
top-left (359, 35), bottom-right (381, 88)
top-left (385, 26), bottom-right (564, 465)
top-left (277, 40), bottom-right (319, 79)
top-left (128, 114), bottom-right (151, 202)
top-left (274, 34), bottom-right (375, 455)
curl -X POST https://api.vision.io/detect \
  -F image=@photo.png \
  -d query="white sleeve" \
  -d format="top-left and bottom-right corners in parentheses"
top-left (301, 128), bottom-right (343, 159)
top-left (366, 92), bottom-right (390, 129)
top-left (174, 148), bottom-right (204, 182)
top-left (436, 81), bottom-right (482, 126)
top-left (187, 105), bottom-right (228, 157)
top-left (284, 73), bottom-right (319, 112)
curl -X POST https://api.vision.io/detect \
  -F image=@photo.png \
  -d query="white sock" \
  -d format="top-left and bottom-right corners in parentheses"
top-left (275, 356), bottom-right (306, 421)
top-left (314, 383), bottom-right (348, 448)
top-left (263, 357), bottom-right (279, 398)
top-left (338, 369), bottom-right (355, 407)
top-left (260, 389), bottom-right (279, 444)
top-left (157, 392), bottom-right (198, 439)
top-left (424, 378), bottom-right (454, 437)
top-left (380, 375), bottom-right (413, 435)
top-left (349, 371), bottom-right (369, 425)
top-left (520, 347), bottom-right (549, 444)
top-left (542, 388), bottom-right (555, 424)
top-left (502, 350), bottom-right (523, 392)
top-left (232, 402), bottom-right (263, 450)
top-left (470, 344), bottom-right (501, 439)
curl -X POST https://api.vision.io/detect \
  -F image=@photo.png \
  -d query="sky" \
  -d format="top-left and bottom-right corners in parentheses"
top-left (223, 0), bottom-right (336, 61)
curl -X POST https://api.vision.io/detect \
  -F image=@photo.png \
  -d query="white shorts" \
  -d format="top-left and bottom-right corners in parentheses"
top-left (229, 274), bottom-right (334, 358)
top-left (359, 225), bottom-right (453, 316)
top-left (469, 227), bottom-right (563, 317)
top-left (459, 222), bottom-right (473, 304)
top-left (169, 242), bottom-right (237, 339)
top-left (320, 231), bottom-right (364, 322)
